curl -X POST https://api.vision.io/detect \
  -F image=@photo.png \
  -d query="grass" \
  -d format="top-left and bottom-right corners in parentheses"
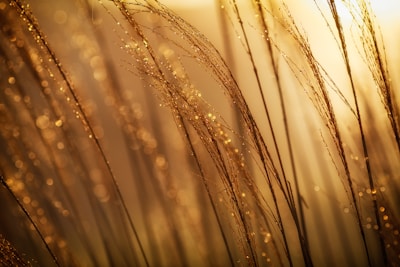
top-left (0, 0), bottom-right (399, 266)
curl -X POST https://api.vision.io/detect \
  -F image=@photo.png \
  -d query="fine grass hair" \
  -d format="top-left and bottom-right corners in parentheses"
top-left (0, 0), bottom-right (399, 266)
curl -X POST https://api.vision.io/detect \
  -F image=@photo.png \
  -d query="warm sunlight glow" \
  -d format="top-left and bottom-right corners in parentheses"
top-left (160, 0), bottom-right (213, 7)
top-left (1, 0), bottom-right (399, 266)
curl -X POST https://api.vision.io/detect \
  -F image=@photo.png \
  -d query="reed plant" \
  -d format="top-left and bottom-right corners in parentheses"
top-left (0, 0), bottom-right (399, 266)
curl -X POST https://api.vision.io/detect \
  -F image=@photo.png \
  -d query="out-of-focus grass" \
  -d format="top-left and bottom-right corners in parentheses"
top-left (0, 0), bottom-right (399, 266)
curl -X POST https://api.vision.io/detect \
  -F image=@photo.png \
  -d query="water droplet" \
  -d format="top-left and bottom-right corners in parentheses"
top-left (46, 178), bottom-right (54, 186)
top-left (57, 142), bottom-right (65, 150)
top-left (93, 184), bottom-right (110, 202)
top-left (263, 232), bottom-right (272, 243)
top-left (8, 76), bottom-right (15, 84)
top-left (55, 119), bottom-right (63, 127)
top-left (36, 115), bottom-right (50, 129)
top-left (44, 236), bottom-right (53, 244)
top-left (14, 160), bottom-right (24, 169)
top-left (22, 196), bottom-right (31, 204)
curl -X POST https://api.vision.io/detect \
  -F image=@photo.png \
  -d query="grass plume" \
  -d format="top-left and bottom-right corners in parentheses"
top-left (0, 0), bottom-right (399, 266)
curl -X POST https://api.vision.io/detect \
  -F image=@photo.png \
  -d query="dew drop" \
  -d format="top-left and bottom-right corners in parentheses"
top-left (93, 184), bottom-right (110, 202)
top-left (8, 76), bottom-right (15, 84)
top-left (22, 196), bottom-right (31, 204)
top-left (13, 95), bottom-right (21, 102)
top-left (14, 160), bottom-right (23, 169)
top-left (44, 236), bottom-right (53, 244)
top-left (57, 142), bottom-right (65, 150)
top-left (263, 232), bottom-right (272, 243)
top-left (46, 178), bottom-right (54, 186)
top-left (36, 115), bottom-right (50, 130)
top-left (55, 119), bottom-right (63, 127)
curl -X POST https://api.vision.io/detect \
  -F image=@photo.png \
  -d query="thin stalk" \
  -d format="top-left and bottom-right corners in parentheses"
top-left (10, 1), bottom-right (149, 265)
top-left (180, 118), bottom-right (235, 266)
top-left (217, 2), bottom-right (286, 264)
top-left (274, 2), bottom-right (376, 265)
top-left (111, 1), bottom-right (249, 264)
top-left (231, 1), bottom-right (312, 265)
top-left (231, 0), bottom-right (291, 203)
top-left (358, 1), bottom-right (400, 153)
top-left (6, 43), bottom-right (112, 266)
top-left (318, 2), bottom-right (374, 266)
top-left (84, 3), bottom-right (188, 264)
top-left (216, 0), bottom-right (247, 151)
top-left (328, 0), bottom-right (387, 265)
top-left (215, 5), bottom-right (282, 264)
top-left (253, 3), bottom-right (314, 266)
top-left (0, 174), bottom-right (60, 267)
